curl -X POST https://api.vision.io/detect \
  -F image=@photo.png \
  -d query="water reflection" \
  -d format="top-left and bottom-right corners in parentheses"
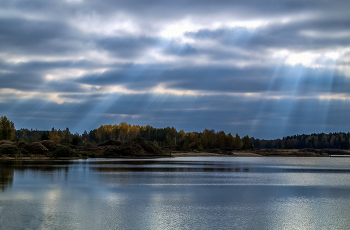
top-left (0, 162), bottom-right (14, 192)
top-left (1, 157), bottom-right (350, 229)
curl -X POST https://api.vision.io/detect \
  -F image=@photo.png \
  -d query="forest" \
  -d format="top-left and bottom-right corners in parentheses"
top-left (1, 116), bottom-right (350, 158)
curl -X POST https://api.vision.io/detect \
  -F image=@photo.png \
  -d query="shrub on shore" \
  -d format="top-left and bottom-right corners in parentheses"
top-left (0, 144), bottom-right (20, 157)
top-left (103, 138), bottom-right (165, 157)
top-left (40, 140), bottom-right (60, 151)
top-left (0, 140), bottom-right (16, 146)
top-left (52, 146), bottom-right (76, 158)
top-left (26, 142), bottom-right (49, 155)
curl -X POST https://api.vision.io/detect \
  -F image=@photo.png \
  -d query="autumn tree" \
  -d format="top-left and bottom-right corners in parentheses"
top-left (203, 129), bottom-right (216, 148)
top-left (0, 116), bottom-right (15, 140)
top-left (129, 125), bottom-right (140, 139)
top-left (57, 129), bottom-right (63, 143)
top-left (234, 133), bottom-right (242, 149)
top-left (49, 127), bottom-right (61, 144)
top-left (178, 129), bottom-right (186, 139)
top-left (198, 144), bottom-right (204, 151)
top-left (200, 133), bottom-right (209, 149)
top-left (225, 133), bottom-right (235, 149)
top-left (217, 131), bottom-right (226, 149)
top-left (63, 127), bottom-right (71, 144)
top-left (119, 122), bottom-right (130, 141)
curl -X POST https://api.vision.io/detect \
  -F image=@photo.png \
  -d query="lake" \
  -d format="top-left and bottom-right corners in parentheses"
top-left (1, 157), bottom-right (350, 230)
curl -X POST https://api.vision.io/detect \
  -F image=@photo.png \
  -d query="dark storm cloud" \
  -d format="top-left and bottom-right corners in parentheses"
top-left (0, 72), bottom-right (43, 90)
top-left (96, 36), bottom-right (161, 58)
top-left (3, 0), bottom-right (349, 40)
top-left (0, 17), bottom-right (84, 55)
top-left (0, 70), bottom-right (86, 93)
top-left (186, 18), bottom-right (350, 51)
top-left (104, 0), bottom-right (349, 21)
top-left (162, 41), bottom-right (198, 56)
top-left (76, 65), bottom-right (271, 92)
top-left (0, 60), bottom-right (100, 72)
top-left (0, 59), bottom-right (107, 92)
top-left (76, 65), bottom-right (162, 89)
top-left (96, 36), bottom-right (199, 58)
top-left (76, 64), bottom-right (350, 96)
top-left (8, 0), bottom-right (347, 21)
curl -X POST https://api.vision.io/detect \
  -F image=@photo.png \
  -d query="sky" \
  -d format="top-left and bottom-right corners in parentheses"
top-left (1, 0), bottom-right (350, 139)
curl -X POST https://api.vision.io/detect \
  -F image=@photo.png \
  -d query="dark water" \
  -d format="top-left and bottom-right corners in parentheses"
top-left (1, 157), bottom-right (350, 230)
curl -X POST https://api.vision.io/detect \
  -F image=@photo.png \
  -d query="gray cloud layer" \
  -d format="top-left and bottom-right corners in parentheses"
top-left (1, 0), bottom-right (349, 139)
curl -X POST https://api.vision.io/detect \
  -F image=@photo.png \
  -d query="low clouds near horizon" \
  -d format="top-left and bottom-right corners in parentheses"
top-left (1, 0), bottom-right (350, 139)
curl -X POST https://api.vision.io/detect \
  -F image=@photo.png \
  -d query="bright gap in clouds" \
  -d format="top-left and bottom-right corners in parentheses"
top-left (274, 50), bottom-right (340, 68)
top-left (160, 19), bottom-right (267, 39)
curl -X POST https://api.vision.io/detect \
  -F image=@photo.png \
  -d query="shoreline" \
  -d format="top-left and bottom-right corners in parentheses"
top-left (171, 152), bottom-right (263, 157)
top-left (0, 152), bottom-right (262, 160)
top-left (2, 150), bottom-right (344, 160)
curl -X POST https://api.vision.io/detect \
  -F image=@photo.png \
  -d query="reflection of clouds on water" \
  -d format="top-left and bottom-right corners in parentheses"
top-left (267, 196), bottom-right (350, 229)
top-left (40, 188), bottom-right (62, 229)
top-left (269, 197), bottom-right (314, 229)
top-left (1, 158), bottom-right (350, 229)
top-left (148, 193), bottom-right (187, 229)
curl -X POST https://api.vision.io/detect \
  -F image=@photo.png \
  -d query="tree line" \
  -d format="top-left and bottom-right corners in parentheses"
top-left (252, 133), bottom-right (350, 150)
top-left (1, 116), bottom-right (350, 150)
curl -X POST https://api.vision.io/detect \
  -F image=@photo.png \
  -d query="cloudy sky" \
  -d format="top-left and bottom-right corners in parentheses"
top-left (1, 0), bottom-right (350, 139)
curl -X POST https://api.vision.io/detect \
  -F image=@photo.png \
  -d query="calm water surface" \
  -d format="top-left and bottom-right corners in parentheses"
top-left (1, 157), bottom-right (350, 230)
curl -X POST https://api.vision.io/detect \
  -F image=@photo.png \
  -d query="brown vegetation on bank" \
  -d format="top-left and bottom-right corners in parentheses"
top-left (102, 138), bottom-right (169, 158)
top-left (0, 138), bottom-right (168, 159)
